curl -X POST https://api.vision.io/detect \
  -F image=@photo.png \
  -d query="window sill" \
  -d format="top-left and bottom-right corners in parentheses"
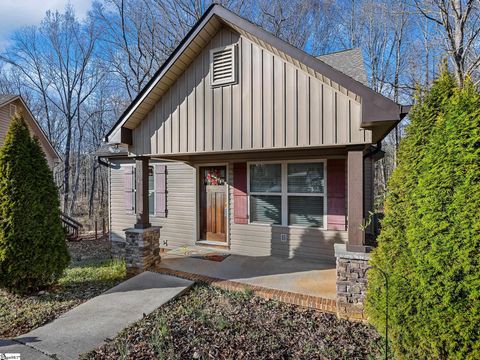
top-left (246, 222), bottom-right (327, 231)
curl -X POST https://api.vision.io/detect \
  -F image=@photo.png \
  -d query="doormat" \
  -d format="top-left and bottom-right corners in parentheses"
top-left (190, 253), bottom-right (230, 262)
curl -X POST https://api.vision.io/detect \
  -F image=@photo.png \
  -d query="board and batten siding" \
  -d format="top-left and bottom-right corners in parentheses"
top-left (130, 26), bottom-right (371, 157)
top-left (227, 162), bottom-right (346, 262)
top-left (109, 160), bottom-right (196, 247)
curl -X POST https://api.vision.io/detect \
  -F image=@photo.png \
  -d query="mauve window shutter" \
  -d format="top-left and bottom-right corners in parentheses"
top-left (327, 159), bottom-right (347, 230)
top-left (124, 166), bottom-right (134, 214)
top-left (155, 165), bottom-right (167, 217)
top-left (233, 162), bottom-right (248, 224)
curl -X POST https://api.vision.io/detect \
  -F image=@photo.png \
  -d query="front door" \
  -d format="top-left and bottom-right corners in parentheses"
top-left (200, 166), bottom-right (227, 242)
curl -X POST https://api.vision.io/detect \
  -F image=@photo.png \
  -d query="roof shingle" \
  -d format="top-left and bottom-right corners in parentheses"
top-left (317, 48), bottom-right (368, 86)
top-left (0, 94), bottom-right (17, 106)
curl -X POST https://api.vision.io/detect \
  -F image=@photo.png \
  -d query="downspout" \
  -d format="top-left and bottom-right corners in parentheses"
top-left (97, 156), bottom-right (111, 168)
top-left (364, 141), bottom-right (382, 159)
top-left (363, 141), bottom-right (383, 243)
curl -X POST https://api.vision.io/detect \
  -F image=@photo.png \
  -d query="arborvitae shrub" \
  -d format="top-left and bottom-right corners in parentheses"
top-left (366, 72), bottom-right (480, 359)
top-left (0, 113), bottom-right (69, 293)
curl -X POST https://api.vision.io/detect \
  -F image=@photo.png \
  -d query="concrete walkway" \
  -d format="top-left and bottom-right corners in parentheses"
top-left (0, 272), bottom-right (193, 360)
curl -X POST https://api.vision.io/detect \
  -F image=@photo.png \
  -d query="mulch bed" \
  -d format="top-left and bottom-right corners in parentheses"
top-left (83, 285), bottom-right (382, 360)
top-left (68, 233), bottom-right (111, 264)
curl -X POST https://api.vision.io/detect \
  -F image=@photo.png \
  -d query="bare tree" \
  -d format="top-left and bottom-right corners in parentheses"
top-left (254, 0), bottom-right (339, 54)
top-left (94, 0), bottom-right (248, 101)
top-left (1, 6), bottom-right (103, 212)
top-left (414, 0), bottom-right (480, 86)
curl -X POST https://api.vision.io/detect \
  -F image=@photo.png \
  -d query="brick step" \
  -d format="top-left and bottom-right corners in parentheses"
top-left (154, 266), bottom-right (336, 313)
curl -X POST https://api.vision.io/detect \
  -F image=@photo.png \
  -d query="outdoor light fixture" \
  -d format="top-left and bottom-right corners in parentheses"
top-left (108, 144), bottom-right (121, 154)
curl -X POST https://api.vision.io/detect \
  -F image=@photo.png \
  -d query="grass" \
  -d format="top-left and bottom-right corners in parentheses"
top-left (0, 259), bottom-right (126, 338)
top-left (84, 284), bottom-right (382, 359)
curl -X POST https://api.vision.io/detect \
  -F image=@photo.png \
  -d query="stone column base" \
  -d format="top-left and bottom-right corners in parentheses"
top-left (334, 243), bottom-right (370, 321)
top-left (125, 227), bottom-right (161, 276)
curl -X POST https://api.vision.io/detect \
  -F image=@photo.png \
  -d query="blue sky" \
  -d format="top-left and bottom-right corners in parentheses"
top-left (0, 0), bottom-right (93, 50)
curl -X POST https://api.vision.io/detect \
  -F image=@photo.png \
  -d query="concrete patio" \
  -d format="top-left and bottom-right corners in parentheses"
top-left (158, 246), bottom-right (337, 300)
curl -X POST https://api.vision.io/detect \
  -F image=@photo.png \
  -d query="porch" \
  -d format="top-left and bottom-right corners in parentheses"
top-left (119, 147), bottom-right (373, 319)
top-left (154, 245), bottom-right (337, 312)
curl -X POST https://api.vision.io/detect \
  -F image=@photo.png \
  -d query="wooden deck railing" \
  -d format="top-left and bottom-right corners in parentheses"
top-left (60, 212), bottom-right (83, 240)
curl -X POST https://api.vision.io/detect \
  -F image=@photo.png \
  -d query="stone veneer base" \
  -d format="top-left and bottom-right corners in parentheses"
top-left (125, 227), bottom-right (161, 276)
top-left (334, 243), bottom-right (370, 321)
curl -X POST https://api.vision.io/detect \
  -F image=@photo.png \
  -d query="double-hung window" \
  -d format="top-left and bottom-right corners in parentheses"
top-left (249, 161), bottom-right (326, 228)
top-left (249, 163), bottom-right (282, 225)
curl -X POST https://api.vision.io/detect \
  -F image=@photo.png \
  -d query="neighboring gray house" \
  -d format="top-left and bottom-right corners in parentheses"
top-left (101, 5), bottom-right (408, 263)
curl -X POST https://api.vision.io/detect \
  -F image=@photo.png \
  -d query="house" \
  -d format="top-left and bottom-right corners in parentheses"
top-left (101, 5), bottom-right (408, 269)
top-left (0, 94), bottom-right (60, 169)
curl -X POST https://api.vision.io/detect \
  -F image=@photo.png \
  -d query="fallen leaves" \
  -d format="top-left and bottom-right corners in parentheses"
top-left (83, 285), bottom-right (382, 359)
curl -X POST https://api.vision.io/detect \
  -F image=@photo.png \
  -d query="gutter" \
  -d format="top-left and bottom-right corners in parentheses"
top-left (97, 156), bottom-right (111, 168)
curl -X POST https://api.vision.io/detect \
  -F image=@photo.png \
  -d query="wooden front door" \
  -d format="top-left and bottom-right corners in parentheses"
top-left (200, 166), bottom-right (227, 242)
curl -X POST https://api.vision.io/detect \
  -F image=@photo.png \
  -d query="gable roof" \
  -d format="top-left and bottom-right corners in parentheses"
top-left (105, 4), bottom-right (408, 143)
top-left (0, 94), bottom-right (17, 106)
top-left (317, 48), bottom-right (368, 86)
top-left (0, 94), bottom-right (61, 161)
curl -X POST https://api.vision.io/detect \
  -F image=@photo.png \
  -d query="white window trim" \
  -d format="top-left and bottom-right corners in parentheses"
top-left (210, 44), bottom-right (237, 87)
top-left (247, 159), bottom-right (327, 230)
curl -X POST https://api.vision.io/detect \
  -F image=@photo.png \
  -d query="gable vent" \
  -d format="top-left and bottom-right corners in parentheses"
top-left (210, 45), bottom-right (237, 87)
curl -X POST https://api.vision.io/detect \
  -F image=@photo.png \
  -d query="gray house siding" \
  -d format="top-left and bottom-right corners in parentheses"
top-left (109, 159), bottom-right (196, 249)
top-left (109, 157), bottom-right (348, 262)
top-left (129, 26), bottom-right (371, 157)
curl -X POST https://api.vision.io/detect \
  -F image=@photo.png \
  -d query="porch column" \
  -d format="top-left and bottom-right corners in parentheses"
top-left (135, 156), bottom-right (151, 229)
top-left (346, 150), bottom-right (366, 252)
top-left (125, 156), bottom-right (161, 275)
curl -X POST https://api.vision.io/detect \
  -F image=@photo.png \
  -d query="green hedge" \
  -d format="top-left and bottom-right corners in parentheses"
top-left (0, 114), bottom-right (69, 293)
top-left (366, 72), bottom-right (480, 359)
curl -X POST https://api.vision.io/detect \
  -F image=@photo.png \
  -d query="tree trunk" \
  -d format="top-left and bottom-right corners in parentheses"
top-left (63, 121), bottom-right (72, 213)
top-left (89, 161), bottom-right (99, 217)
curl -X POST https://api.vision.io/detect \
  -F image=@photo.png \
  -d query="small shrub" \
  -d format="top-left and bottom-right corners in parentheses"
top-left (0, 113), bottom-right (69, 293)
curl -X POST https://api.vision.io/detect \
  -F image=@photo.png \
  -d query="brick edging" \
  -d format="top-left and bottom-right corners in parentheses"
top-left (155, 267), bottom-right (337, 313)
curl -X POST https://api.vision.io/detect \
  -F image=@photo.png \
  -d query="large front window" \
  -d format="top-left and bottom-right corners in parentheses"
top-left (249, 161), bottom-right (326, 228)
